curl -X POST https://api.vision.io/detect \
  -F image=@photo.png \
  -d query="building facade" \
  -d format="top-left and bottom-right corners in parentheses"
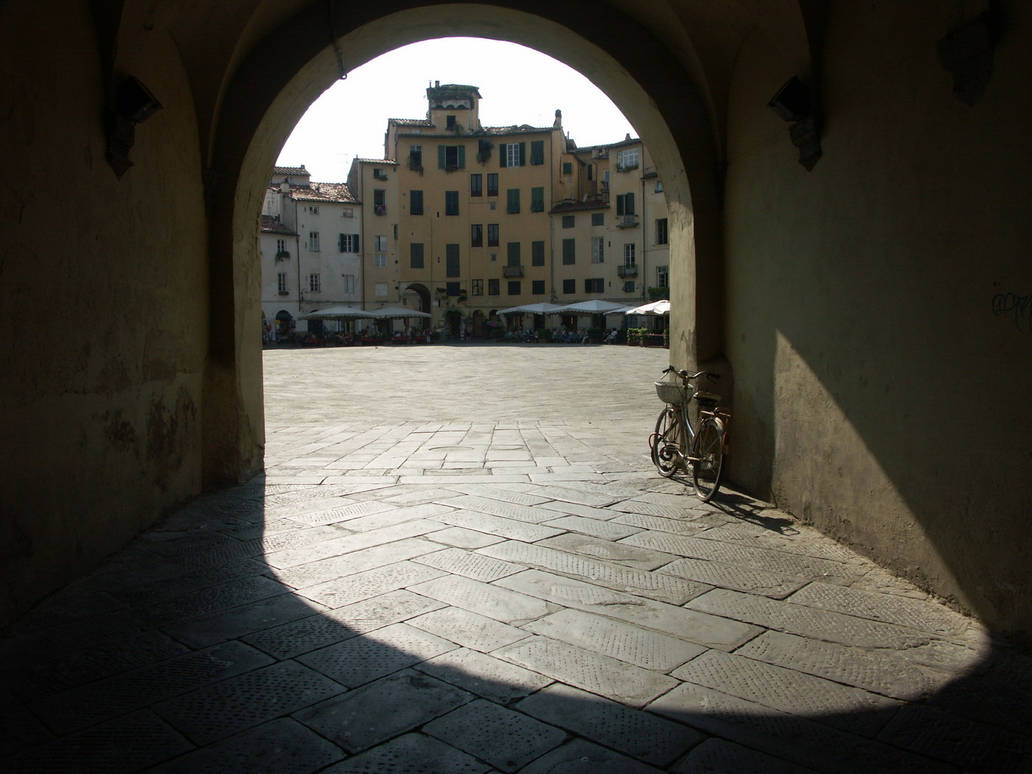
top-left (345, 82), bottom-right (667, 336)
top-left (260, 165), bottom-right (362, 338)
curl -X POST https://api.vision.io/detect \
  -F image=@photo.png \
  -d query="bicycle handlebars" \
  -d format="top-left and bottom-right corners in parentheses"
top-left (663, 366), bottom-right (720, 381)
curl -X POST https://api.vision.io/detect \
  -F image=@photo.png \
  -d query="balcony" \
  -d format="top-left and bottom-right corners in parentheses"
top-left (274, 250), bottom-right (290, 262)
top-left (503, 264), bottom-right (524, 278)
top-left (617, 264), bottom-right (638, 278)
top-left (374, 204), bottom-right (387, 216)
top-left (617, 214), bottom-right (638, 228)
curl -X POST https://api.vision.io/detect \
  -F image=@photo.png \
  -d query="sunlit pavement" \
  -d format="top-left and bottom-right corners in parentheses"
top-left (3, 344), bottom-right (1030, 772)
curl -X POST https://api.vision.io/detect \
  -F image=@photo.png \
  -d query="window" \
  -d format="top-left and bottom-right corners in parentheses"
top-left (655, 180), bottom-right (664, 193)
top-left (585, 277), bottom-right (604, 293)
top-left (445, 190), bottom-right (459, 216)
top-left (532, 280), bottom-right (545, 295)
top-left (341, 208), bottom-right (353, 218)
top-left (438, 144), bottom-right (465, 171)
top-left (477, 139), bottom-right (492, 163)
top-left (446, 243), bottom-right (460, 277)
top-left (338, 233), bottom-right (360, 253)
top-left (562, 214), bottom-right (575, 228)
top-left (446, 114), bottom-right (456, 129)
top-left (342, 274), bottom-right (356, 294)
top-left (374, 235), bottom-right (387, 268)
top-left (446, 281), bottom-right (461, 296)
top-left (374, 253), bottom-right (387, 268)
top-left (308, 273), bottom-right (321, 292)
top-left (587, 163), bottom-right (594, 180)
top-left (592, 236), bottom-right (604, 264)
top-left (531, 187), bottom-right (544, 213)
top-left (375, 282), bottom-right (388, 297)
top-left (373, 168), bottom-right (387, 180)
top-left (562, 279), bottom-right (575, 294)
top-left (656, 218), bottom-right (668, 245)
top-left (623, 280), bottom-right (636, 293)
top-left (624, 243), bottom-right (636, 265)
top-left (373, 189), bottom-right (386, 215)
top-left (507, 242), bottom-right (520, 266)
top-left (507, 280), bottom-right (521, 295)
top-left (307, 205), bottom-right (320, 214)
top-left (501, 142), bottom-right (525, 167)
top-left (487, 173), bottom-right (499, 197)
top-left (530, 140), bottom-right (544, 165)
top-left (308, 231), bottom-right (320, 251)
top-left (591, 212), bottom-right (604, 226)
top-left (470, 173), bottom-right (482, 197)
top-left (277, 272), bottom-right (287, 293)
top-left (487, 223), bottom-right (499, 247)
top-left (471, 224), bottom-right (483, 247)
top-left (276, 238), bottom-right (285, 253)
top-left (657, 265), bottom-right (669, 288)
top-left (616, 192), bottom-right (636, 216)
top-left (409, 144), bottom-right (422, 170)
top-left (562, 238), bottom-right (575, 265)
top-left (531, 240), bottom-right (545, 267)
top-left (488, 278), bottom-right (500, 296)
top-left (506, 188), bottom-right (520, 214)
top-left (562, 161), bottom-right (572, 175)
top-left (410, 243), bottom-right (424, 269)
top-left (410, 190), bottom-right (423, 215)
top-left (375, 235), bottom-right (387, 251)
top-left (471, 279), bottom-right (483, 296)
top-left (617, 148), bottom-right (640, 170)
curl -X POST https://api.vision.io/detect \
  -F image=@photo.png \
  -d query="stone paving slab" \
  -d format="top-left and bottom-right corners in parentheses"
top-left (432, 508), bottom-right (565, 542)
top-left (671, 737), bottom-right (818, 774)
top-left (407, 606), bottom-right (530, 652)
top-left (524, 608), bottom-right (706, 671)
top-left (416, 647), bottom-right (552, 706)
top-left (293, 560), bottom-right (446, 608)
top-left (516, 682), bottom-right (703, 766)
top-left (517, 738), bottom-right (665, 774)
top-left (424, 698), bottom-right (567, 772)
top-left (494, 635), bottom-right (678, 707)
top-left (408, 575), bottom-right (558, 626)
top-left (413, 546), bottom-right (525, 582)
top-left (321, 732), bottom-right (490, 773)
top-left (539, 532), bottom-right (677, 570)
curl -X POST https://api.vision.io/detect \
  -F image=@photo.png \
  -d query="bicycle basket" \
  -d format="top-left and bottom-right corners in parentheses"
top-left (655, 379), bottom-right (685, 404)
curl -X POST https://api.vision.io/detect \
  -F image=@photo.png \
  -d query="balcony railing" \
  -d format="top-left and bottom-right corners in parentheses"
top-left (374, 204), bottom-right (387, 216)
top-left (503, 264), bottom-right (524, 278)
top-left (617, 214), bottom-right (638, 228)
top-left (618, 264), bottom-right (638, 278)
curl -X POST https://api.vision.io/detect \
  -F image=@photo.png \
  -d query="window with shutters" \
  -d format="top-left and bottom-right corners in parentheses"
top-left (446, 281), bottom-right (461, 296)
top-left (592, 236), bottom-right (604, 264)
top-left (562, 214), bottom-right (575, 228)
top-left (562, 279), bottom-right (575, 294)
top-left (308, 273), bottom-right (321, 292)
top-left (584, 277), bottom-right (604, 293)
top-left (308, 231), bottom-right (320, 251)
top-left (471, 224), bottom-right (483, 247)
top-left (375, 282), bottom-right (388, 297)
top-left (531, 240), bottom-right (545, 267)
top-left (342, 274), bottom-right (356, 293)
top-left (501, 142), bottom-right (525, 167)
top-left (624, 243), bottom-right (636, 265)
top-left (438, 144), bottom-right (465, 171)
top-left (656, 218), bottom-right (668, 245)
top-left (506, 188), bottom-right (520, 214)
top-left (617, 148), bottom-right (640, 171)
top-left (338, 233), bottom-right (360, 253)
top-left (531, 187), bottom-right (544, 213)
top-left (446, 243), bottom-right (460, 277)
top-left (471, 279), bottom-right (483, 296)
top-left (277, 272), bottom-right (288, 293)
top-left (486, 173), bottom-right (499, 197)
top-left (530, 140), bottom-right (544, 165)
top-left (410, 243), bottom-right (424, 269)
top-left (488, 278), bottom-right (499, 296)
top-left (409, 144), bottom-right (422, 171)
top-left (487, 224), bottom-right (499, 247)
top-left (562, 161), bottom-right (572, 175)
top-left (470, 174), bottom-right (482, 197)
top-left (591, 212), bottom-right (604, 226)
top-left (507, 280), bottom-right (521, 295)
top-left (507, 242), bottom-right (520, 266)
top-left (373, 189), bottom-right (386, 216)
top-left (445, 190), bottom-right (459, 216)
top-left (562, 238), bottom-right (575, 265)
top-left (616, 193), bottom-right (636, 215)
top-left (532, 280), bottom-right (545, 295)
top-left (410, 190), bottom-right (423, 215)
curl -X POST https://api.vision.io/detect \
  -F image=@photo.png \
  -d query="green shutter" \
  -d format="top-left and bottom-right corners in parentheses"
top-left (500, 144), bottom-right (507, 167)
top-left (438, 145), bottom-right (446, 169)
top-left (616, 195), bottom-right (625, 216)
top-left (626, 192), bottom-right (635, 214)
top-left (518, 143), bottom-right (526, 166)
top-left (353, 234), bottom-right (360, 252)
top-left (457, 145), bottom-right (465, 169)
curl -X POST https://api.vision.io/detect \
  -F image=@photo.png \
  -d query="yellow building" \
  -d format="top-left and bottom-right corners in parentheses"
top-left (349, 82), bottom-right (666, 336)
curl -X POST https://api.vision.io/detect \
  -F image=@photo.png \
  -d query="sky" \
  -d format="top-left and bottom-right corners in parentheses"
top-left (276, 37), bottom-right (637, 183)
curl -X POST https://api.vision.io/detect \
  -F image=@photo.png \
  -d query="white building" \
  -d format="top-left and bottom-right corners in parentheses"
top-left (261, 165), bottom-right (362, 340)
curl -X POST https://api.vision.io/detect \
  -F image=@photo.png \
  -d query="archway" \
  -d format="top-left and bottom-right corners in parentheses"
top-left (402, 283), bottom-right (432, 329)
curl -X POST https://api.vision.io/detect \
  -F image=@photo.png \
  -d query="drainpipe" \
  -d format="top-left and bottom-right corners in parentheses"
top-left (640, 169), bottom-right (647, 303)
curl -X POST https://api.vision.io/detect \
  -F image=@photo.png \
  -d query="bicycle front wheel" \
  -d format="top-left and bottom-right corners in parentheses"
top-left (692, 417), bottom-right (725, 501)
top-left (652, 406), bottom-right (684, 478)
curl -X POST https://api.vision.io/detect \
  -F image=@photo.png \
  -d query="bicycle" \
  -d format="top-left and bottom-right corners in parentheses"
top-left (649, 367), bottom-right (731, 501)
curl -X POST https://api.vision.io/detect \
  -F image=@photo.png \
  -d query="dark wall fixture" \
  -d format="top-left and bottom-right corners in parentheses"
top-left (768, 76), bottom-right (822, 171)
top-left (937, 3), bottom-right (1003, 106)
top-left (105, 75), bottom-right (163, 178)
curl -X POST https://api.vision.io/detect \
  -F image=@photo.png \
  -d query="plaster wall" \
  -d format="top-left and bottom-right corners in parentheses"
top-left (723, 2), bottom-right (1032, 635)
top-left (0, 2), bottom-right (210, 621)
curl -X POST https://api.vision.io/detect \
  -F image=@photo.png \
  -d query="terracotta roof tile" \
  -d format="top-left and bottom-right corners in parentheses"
top-left (260, 215), bottom-right (296, 234)
top-left (289, 182), bottom-right (358, 203)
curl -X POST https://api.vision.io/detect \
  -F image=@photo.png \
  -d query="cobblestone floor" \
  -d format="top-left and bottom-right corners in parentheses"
top-left (3, 344), bottom-right (1030, 772)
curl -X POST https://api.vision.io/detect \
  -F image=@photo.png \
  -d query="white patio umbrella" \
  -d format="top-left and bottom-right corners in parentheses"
top-left (497, 302), bottom-right (564, 316)
top-left (555, 300), bottom-right (634, 315)
top-left (369, 305), bottom-right (431, 319)
top-left (299, 305), bottom-right (375, 320)
top-left (624, 299), bottom-right (671, 316)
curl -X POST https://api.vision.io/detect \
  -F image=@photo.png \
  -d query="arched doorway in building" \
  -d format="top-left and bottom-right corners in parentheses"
top-left (471, 310), bottom-right (485, 338)
top-left (401, 283), bottom-right (432, 329)
top-left (445, 309), bottom-right (463, 340)
top-left (274, 310), bottom-right (294, 342)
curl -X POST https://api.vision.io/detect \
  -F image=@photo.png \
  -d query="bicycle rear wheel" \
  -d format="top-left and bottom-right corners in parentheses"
top-left (691, 417), bottom-right (725, 501)
top-left (652, 406), bottom-right (684, 478)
